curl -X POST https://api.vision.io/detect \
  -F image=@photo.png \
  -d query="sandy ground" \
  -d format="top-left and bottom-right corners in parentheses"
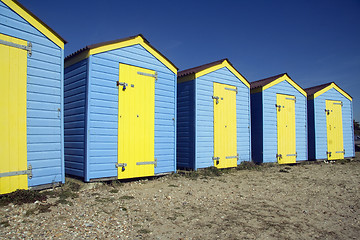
top-left (1, 153), bottom-right (359, 239)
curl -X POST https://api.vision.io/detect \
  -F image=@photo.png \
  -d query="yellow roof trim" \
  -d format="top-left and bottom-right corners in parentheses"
top-left (313, 83), bottom-right (352, 101)
top-left (195, 60), bottom-right (250, 88)
top-left (65, 35), bottom-right (177, 74)
top-left (262, 74), bottom-right (307, 97)
top-left (2, 0), bottom-right (65, 49)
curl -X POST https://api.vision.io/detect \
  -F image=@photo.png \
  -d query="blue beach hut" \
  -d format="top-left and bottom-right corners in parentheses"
top-left (305, 82), bottom-right (355, 160)
top-left (250, 73), bottom-right (307, 164)
top-left (177, 59), bottom-right (251, 170)
top-left (0, 0), bottom-right (66, 194)
top-left (64, 35), bottom-right (177, 182)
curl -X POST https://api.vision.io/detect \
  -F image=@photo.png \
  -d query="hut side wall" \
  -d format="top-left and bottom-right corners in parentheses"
top-left (195, 67), bottom-right (251, 169)
top-left (0, 1), bottom-right (64, 186)
top-left (262, 80), bottom-right (307, 163)
top-left (307, 99), bottom-right (316, 160)
top-left (64, 59), bottom-right (88, 178)
top-left (177, 80), bottom-right (196, 169)
top-left (87, 44), bottom-right (176, 180)
top-left (313, 88), bottom-right (355, 159)
top-left (251, 92), bottom-right (263, 163)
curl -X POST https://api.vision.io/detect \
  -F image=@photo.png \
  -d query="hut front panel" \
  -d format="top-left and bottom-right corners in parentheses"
top-left (196, 67), bottom-right (250, 169)
top-left (87, 45), bottom-right (176, 180)
top-left (262, 80), bottom-right (307, 163)
top-left (1, 1), bottom-right (64, 186)
top-left (177, 80), bottom-right (196, 169)
top-left (313, 88), bottom-right (354, 159)
top-left (250, 92), bottom-right (263, 163)
top-left (64, 59), bottom-right (88, 178)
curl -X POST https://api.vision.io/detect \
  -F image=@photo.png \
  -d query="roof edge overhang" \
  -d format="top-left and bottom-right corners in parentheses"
top-left (250, 73), bottom-right (307, 97)
top-left (64, 34), bottom-right (178, 74)
top-left (308, 82), bottom-right (352, 101)
top-left (2, 0), bottom-right (66, 49)
top-left (177, 59), bottom-right (250, 88)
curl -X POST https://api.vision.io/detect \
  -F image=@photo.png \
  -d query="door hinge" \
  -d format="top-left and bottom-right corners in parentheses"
top-left (0, 164), bottom-right (32, 179)
top-left (212, 96), bottom-right (219, 104)
top-left (224, 87), bottom-right (238, 94)
top-left (285, 97), bottom-right (296, 102)
top-left (137, 71), bottom-right (158, 81)
top-left (0, 39), bottom-right (32, 56)
top-left (333, 102), bottom-right (343, 106)
top-left (136, 158), bottom-right (157, 167)
top-left (225, 154), bottom-right (239, 160)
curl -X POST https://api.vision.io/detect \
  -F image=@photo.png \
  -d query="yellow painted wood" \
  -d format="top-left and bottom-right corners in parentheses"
top-left (260, 74), bottom-right (307, 97)
top-left (2, 0), bottom-right (65, 49)
top-left (312, 83), bottom-right (352, 101)
top-left (0, 34), bottom-right (28, 194)
top-left (118, 64), bottom-right (155, 179)
top-left (178, 60), bottom-right (250, 88)
top-left (326, 100), bottom-right (344, 160)
top-left (277, 94), bottom-right (296, 164)
top-left (213, 83), bottom-right (237, 169)
top-left (65, 36), bottom-right (177, 74)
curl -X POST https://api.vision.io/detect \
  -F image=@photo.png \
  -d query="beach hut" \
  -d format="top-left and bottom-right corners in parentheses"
top-left (0, 0), bottom-right (66, 194)
top-left (64, 35), bottom-right (177, 182)
top-left (177, 59), bottom-right (251, 170)
top-left (250, 73), bottom-right (307, 164)
top-left (306, 82), bottom-right (355, 160)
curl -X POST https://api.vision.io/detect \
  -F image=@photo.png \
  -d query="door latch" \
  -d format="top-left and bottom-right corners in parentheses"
top-left (115, 163), bottom-right (127, 171)
top-left (325, 109), bottom-right (330, 115)
top-left (117, 81), bottom-right (128, 90)
top-left (275, 104), bottom-right (282, 111)
top-left (276, 154), bottom-right (282, 159)
top-left (212, 96), bottom-right (219, 104)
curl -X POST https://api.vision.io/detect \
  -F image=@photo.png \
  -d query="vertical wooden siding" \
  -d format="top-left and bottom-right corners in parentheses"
top-left (0, 1), bottom-right (64, 186)
top-left (250, 92), bottom-right (263, 163)
top-left (313, 88), bottom-right (354, 159)
top-left (262, 81), bottom-right (307, 163)
top-left (177, 80), bottom-right (196, 169)
top-left (307, 99), bottom-right (316, 160)
top-left (87, 44), bottom-right (176, 180)
top-left (195, 67), bottom-right (251, 169)
top-left (64, 59), bottom-right (88, 177)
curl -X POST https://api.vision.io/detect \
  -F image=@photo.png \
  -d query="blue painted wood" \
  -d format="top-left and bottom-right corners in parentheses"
top-left (252, 80), bottom-right (308, 163)
top-left (309, 88), bottom-right (355, 159)
top-left (64, 59), bottom-right (88, 178)
top-left (177, 80), bottom-right (195, 169)
top-left (0, 1), bottom-right (64, 187)
top-left (177, 67), bottom-right (251, 170)
top-left (251, 92), bottom-right (263, 163)
top-left (64, 44), bottom-right (176, 181)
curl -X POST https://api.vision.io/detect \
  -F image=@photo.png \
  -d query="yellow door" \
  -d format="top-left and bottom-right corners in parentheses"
top-left (326, 100), bottom-right (344, 160)
top-left (276, 94), bottom-right (296, 164)
top-left (213, 82), bottom-right (237, 169)
top-left (117, 64), bottom-right (155, 179)
top-left (0, 34), bottom-right (28, 194)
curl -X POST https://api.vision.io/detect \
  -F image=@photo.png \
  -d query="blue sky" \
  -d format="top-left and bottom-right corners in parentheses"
top-left (19, 0), bottom-right (360, 121)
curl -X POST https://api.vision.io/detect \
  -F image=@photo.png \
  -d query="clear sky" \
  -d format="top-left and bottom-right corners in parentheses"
top-left (18, 0), bottom-right (360, 121)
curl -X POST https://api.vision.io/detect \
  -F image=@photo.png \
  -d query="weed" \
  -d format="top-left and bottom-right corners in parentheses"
top-left (279, 169), bottom-right (289, 173)
top-left (236, 161), bottom-right (261, 171)
top-left (25, 203), bottom-right (55, 216)
top-left (168, 184), bottom-right (178, 187)
top-left (95, 197), bottom-right (114, 203)
top-left (56, 199), bottom-right (73, 205)
top-left (109, 180), bottom-right (124, 188)
top-left (0, 220), bottom-right (10, 228)
top-left (0, 190), bottom-right (47, 206)
top-left (119, 195), bottom-right (135, 200)
top-left (138, 228), bottom-right (151, 234)
top-left (109, 189), bottom-right (119, 193)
